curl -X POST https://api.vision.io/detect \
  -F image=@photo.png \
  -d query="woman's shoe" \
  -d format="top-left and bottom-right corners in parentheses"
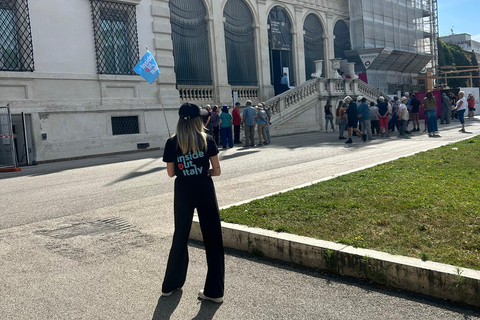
top-left (161, 287), bottom-right (182, 297)
top-left (198, 290), bottom-right (223, 303)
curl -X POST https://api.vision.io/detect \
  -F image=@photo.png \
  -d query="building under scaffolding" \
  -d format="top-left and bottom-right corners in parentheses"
top-left (346, 0), bottom-right (438, 94)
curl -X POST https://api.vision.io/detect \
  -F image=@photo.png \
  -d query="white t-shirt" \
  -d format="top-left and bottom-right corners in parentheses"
top-left (398, 103), bottom-right (409, 121)
top-left (457, 97), bottom-right (467, 111)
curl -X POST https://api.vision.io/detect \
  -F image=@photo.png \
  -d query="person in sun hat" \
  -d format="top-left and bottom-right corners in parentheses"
top-left (161, 102), bottom-right (224, 303)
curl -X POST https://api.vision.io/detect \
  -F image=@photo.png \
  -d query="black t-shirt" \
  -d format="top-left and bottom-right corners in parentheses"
top-left (163, 135), bottom-right (218, 179)
top-left (324, 105), bottom-right (332, 115)
top-left (346, 102), bottom-right (358, 118)
top-left (377, 102), bottom-right (389, 116)
top-left (411, 98), bottom-right (421, 113)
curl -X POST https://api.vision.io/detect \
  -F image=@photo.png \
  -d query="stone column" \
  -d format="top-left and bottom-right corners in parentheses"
top-left (151, 0), bottom-right (180, 108)
top-left (294, 4), bottom-right (306, 85)
top-left (209, 1), bottom-right (231, 105)
top-left (256, 0), bottom-right (274, 100)
top-left (324, 13), bottom-right (336, 79)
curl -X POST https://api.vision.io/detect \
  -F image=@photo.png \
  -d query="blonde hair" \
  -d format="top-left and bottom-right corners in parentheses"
top-left (175, 116), bottom-right (207, 154)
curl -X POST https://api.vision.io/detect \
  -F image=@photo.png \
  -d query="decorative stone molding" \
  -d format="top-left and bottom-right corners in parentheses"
top-left (103, 0), bottom-right (142, 5)
top-left (330, 58), bottom-right (342, 79)
top-left (311, 60), bottom-right (323, 78)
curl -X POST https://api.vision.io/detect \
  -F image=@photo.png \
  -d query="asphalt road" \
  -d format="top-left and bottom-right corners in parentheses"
top-left (1, 119), bottom-right (480, 319)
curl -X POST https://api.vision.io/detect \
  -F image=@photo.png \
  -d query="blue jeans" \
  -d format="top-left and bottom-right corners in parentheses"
top-left (220, 126), bottom-right (233, 148)
top-left (425, 110), bottom-right (438, 133)
top-left (458, 109), bottom-right (466, 124)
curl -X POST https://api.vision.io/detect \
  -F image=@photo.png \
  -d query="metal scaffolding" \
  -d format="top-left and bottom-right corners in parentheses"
top-left (347, 0), bottom-right (438, 93)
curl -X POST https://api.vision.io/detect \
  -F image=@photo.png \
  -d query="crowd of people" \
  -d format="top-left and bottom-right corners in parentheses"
top-left (201, 100), bottom-right (272, 149)
top-left (331, 91), bottom-right (475, 144)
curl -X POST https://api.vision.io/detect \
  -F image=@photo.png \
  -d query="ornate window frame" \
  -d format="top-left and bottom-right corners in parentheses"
top-left (90, 0), bottom-right (140, 75)
top-left (0, 0), bottom-right (34, 71)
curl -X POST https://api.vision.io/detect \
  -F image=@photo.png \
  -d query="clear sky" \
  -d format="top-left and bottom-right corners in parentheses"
top-left (438, 0), bottom-right (480, 40)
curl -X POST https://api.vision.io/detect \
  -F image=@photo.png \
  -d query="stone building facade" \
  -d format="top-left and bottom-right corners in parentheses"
top-left (0, 0), bottom-right (432, 163)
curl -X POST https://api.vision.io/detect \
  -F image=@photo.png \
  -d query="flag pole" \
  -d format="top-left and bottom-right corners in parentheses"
top-left (142, 45), bottom-right (171, 137)
top-left (156, 81), bottom-right (171, 137)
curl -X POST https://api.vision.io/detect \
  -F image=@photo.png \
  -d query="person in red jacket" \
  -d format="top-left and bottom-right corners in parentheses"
top-left (467, 93), bottom-right (475, 119)
top-left (232, 102), bottom-right (242, 144)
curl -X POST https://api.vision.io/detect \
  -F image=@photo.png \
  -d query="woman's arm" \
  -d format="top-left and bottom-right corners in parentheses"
top-left (209, 155), bottom-right (221, 176)
top-left (166, 162), bottom-right (175, 178)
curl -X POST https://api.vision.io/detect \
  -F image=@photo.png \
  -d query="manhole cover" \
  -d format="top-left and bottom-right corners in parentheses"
top-left (36, 217), bottom-right (134, 239)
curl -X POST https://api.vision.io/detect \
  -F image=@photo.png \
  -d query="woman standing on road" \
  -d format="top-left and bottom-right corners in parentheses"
top-left (377, 96), bottom-right (390, 137)
top-left (219, 105), bottom-right (234, 149)
top-left (467, 93), bottom-right (475, 119)
top-left (161, 102), bottom-right (225, 303)
top-left (336, 100), bottom-right (347, 139)
top-left (455, 91), bottom-right (467, 133)
top-left (324, 99), bottom-right (335, 132)
top-left (423, 92), bottom-right (438, 137)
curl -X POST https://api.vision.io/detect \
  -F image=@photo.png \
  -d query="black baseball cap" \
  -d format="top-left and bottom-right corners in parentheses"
top-left (178, 103), bottom-right (208, 120)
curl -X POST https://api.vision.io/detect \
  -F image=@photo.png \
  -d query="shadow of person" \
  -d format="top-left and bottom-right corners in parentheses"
top-left (191, 300), bottom-right (222, 320)
top-left (151, 291), bottom-right (183, 320)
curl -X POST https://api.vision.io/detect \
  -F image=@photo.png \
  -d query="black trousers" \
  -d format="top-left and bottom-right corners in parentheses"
top-left (162, 177), bottom-right (225, 298)
top-left (234, 125), bottom-right (241, 143)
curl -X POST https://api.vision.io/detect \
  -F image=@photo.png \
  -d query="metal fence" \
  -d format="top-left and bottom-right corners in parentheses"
top-left (0, 106), bottom-right (17, 169)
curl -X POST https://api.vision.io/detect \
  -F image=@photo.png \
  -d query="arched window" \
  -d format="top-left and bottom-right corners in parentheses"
top-left (169, 0), bottom-right (212, 85)
top-left (268, 6), bottom-right (294, 95)
top-left (334, 20), bottom-right (351, 59)
top-left (304, 14), bottom-right (324, 79)
top-left (224, 0), bottom-right (257, 86)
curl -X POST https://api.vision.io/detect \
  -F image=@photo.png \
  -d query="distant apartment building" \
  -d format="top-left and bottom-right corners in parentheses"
top-left (440, 33), bottom-right (480, 62)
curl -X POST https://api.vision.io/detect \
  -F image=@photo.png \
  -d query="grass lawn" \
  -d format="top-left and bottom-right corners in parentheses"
top-left (220, 136), bottom-right (480, 270)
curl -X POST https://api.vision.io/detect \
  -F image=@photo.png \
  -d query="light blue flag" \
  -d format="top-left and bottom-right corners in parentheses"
top-left (133, 51), bottom-right (160, 84)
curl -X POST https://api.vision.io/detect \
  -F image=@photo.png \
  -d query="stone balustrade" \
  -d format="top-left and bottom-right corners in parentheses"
top-left (231, 86), bottom-right (259, 103)
top-left (178, 86), bottom-right (214, 104)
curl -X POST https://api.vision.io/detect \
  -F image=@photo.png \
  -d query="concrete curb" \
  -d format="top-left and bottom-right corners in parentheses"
top-left (190, 219), bottom-right (480, 307)
top-left (190, 132), bottom-right (480, 307)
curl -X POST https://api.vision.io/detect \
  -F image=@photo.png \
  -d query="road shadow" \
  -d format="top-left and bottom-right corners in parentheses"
top-left (191, 301), bottom-right (221, 320)
top-left (106, 159), bottom-right (166, 186)
top-left (151, 290), bottom-right (183, 320)
top-left (188, 240), bottom-right (480, 318)
top-left (219, 150), bottom-right (260, 161)
top-left (0, 150), bottom-right (162, 180)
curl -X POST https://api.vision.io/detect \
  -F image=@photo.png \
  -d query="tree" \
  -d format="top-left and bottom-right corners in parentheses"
top-left (437, 38), bottom-right (472, 88)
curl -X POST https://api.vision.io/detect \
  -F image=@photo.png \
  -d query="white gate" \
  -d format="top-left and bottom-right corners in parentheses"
top-left (0, 105), bottom-right (18, 170)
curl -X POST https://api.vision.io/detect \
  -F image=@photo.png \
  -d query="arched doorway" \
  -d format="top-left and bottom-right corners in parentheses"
top-left (223, 0), bottom-right (257, 86)
top-left (268, 6), bottom-right (293, 95)
top-left (334, 20), bottom-right (351, 59)
top-left (169, 0), bottom-right (212, 85)
top-left (304, 14), bottom-right (324, 79)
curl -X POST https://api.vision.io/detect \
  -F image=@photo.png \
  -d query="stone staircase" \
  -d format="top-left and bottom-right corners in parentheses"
top-left (263, 78), bottom-right (390, 136)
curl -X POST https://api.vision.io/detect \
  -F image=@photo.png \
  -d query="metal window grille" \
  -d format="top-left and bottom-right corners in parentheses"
top-left (111, 116), bottom-right (139, 135)
top-left (90, 0), bottom-right (139, 75)
top-left (0, 0), bottom-right (34, 71)
top-left (304, 14), bottom-right (325, 79)
top-left (223, 0), bottom-right (257, 87)
top-left (334, 20), bottom-right (351, 60)
top-left (169, 0), bottom-right (212, 86)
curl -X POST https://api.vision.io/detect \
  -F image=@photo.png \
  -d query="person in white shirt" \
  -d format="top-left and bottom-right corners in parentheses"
top-left (454, 91), bottom-right (467, 133)
top-left (398, 97), bottom-right (410, 138)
